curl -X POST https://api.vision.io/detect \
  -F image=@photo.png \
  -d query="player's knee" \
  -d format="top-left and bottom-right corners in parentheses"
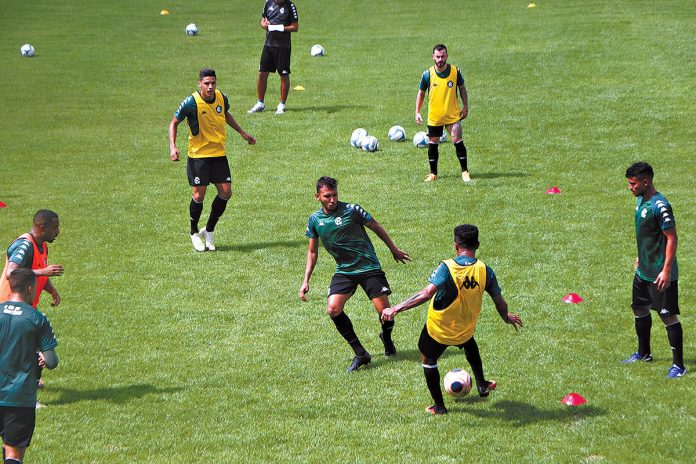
top-left (326, 305), bottom-right (342, 318)
top-left (659, 313), bottom-right (679, 326)
top-left (631, 307), bottom-right (650, 318)
top-left (451, 136), bottom-right (463, 144)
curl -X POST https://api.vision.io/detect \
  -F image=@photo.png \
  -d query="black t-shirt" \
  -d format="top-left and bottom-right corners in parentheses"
top-left (263, 0), bottom-right (298, 48)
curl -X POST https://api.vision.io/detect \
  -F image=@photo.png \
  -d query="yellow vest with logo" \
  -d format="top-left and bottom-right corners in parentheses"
top-left (427, 258), bottom-right (487, 345)
top-left (189, 90), bottom-right (227, 158)
top-left (427, 65), bottom-right (461, 126)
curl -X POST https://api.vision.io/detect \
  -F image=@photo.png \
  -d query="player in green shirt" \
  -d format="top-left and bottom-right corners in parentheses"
top-left (300, 177), bottom-right (411, 371)
top-left (1, 269), bottom-right (59, 463)
top-left (623, 162), bottom-right (686, 378)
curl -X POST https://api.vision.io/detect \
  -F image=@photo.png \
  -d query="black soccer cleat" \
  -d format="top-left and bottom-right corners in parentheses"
top-left (379, 331), bottom-right (397, 357)
top-left (477, 380), bottom-right (497, 397)
top-left (346, 353), bottom-right (372, 372)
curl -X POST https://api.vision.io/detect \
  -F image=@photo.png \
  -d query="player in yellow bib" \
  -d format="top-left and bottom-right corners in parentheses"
top-left (169, 69), bottom-right (256, 252)
top-left (415, 44), bottom-right (471, 183)
top-left (382, 224), bottom-right (523, 415)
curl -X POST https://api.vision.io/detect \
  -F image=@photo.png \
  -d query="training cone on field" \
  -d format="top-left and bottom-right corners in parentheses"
top-left (294, 85), bottom-right (305, 91)
top-left (0, 201), bottom-right (6, 208)
top-left (562, 293), bottom-right (583, 304)
top-left (160, 9), bottom-right (170, 15)
top-left (561, 393), bottom-right (587, 406)
top-left (545, 186), bottom-right (561, 194)
top-left (528, 3), bottom-right (537, 8)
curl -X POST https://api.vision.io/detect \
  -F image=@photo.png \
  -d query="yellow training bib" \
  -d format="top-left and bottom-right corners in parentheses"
top-left (427, 65), bottom-right (461, 126)
top-left (189, 90), bottom-right (227, 158)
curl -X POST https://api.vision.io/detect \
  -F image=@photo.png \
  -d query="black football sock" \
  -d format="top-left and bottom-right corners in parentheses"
top-left (206, 195), bottom-right (229, 232)
top-left (462, 337), bottom-right (486, 385)
top-left (190, 198), bottom-right (204, 235)
top-left (666, 322), bottom-right (684, 368)
top-left (380, 319), bottom-right (394, 342)
top-left (6, 459), bottom-right (21, 464)
top-left (635, 313), bottom-right (652, 356)
top-left (423, 363), bottom-right (445, 407)
top-left (331, 312), bottom-right (367, 356)
top-left (454, 141), bottom-right (468, 171)
top-left (427, 143), bottom-right (439, 175)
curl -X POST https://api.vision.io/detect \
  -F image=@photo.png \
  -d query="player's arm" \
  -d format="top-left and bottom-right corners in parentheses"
top-left (365, 219), bottom-right (411, 263)
top-left (491, 294), bottom-right (523, 330)
top-left (655, 227), bottom-right (677, 291)
top-left (381, 283), bottom-right (438, 321)
top-left (415, 90), bottom-right (426, 125)
top-left (43, 278), bottom-right (61, 307)
top-left (38, 350), bottom-right (58, 370)
top-left (458, 83), bottom-right (468, 120)
top-left (225, 112), bottom-right (256, 145)
top-left (299, 237), bottom-right (319, 301)
top-left (6, 256), bottom-right (63, 278)
top-left (169, 116), bottom-right (181, 161)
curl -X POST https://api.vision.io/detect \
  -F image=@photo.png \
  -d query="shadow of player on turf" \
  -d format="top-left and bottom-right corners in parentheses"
top-left (44, 384), bottom-right (184, 406)
top-left (215, 239), bottom-right (305, 253)
top-left (454, 399), bottom-right (606, 426)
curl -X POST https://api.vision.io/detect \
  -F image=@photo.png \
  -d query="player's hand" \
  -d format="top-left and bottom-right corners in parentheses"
top-left (506, 313), bottom-right (523, 331)
top-left (49, 289), bottom-right (61, 307)
top-left (170, 147), bottom-right (180, 161)
top-left (261, 17), bottom-right (269, 29)
top-left (655, 270), bottom-right (671, 292)
top-left (415, 112), bottom-right (423, 125)
top-left (299, 282), bottom-right (310, 301)
top-left (634, 257), bottom-right (639, 271)
top-left (37, 352), bottom-right (47, 368)
top-left (381, 307), bottom-right (397, 321)
top-left (391, 248), bottom-right (411, 264)
top-left (460, 106), bottom-right (469, 120)
top-left (39, 265), bottom-right (64, 277)
top-left (243, 133), bottom-right (257, 145)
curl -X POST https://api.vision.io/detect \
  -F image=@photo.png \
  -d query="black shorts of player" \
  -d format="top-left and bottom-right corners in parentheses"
top-left (259, 46), bottom-right (292, 75)
top-left (0, 406), bottom-right (36, 448)
top-left (418, 325), bottom-right (471, 361)
top-left (632, 274), bottom-right (679, 315)
top-left (426, 125), bottom-right (445, 139)
top-left (186, 157), bottom-right (231, 187)
top-left (328, 270), bottom-right (391, 299)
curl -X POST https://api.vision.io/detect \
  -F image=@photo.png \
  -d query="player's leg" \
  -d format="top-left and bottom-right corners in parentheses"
top-left (276, 47), bottom-right (291, 114)
top-left (448, 121), bottom-right (470, 182)
top-left (1, 406), bottom-right (34, 463)
top-left (425, 125), bottom-right (443, 181)
top-left (362, 271), bottom-right (396, 356)
top-left (187, 158), bottom-right (210, 251)
top-left (460, 337), bottom-right (496, 397)
top-left (199, 158), bottom-right (233, 250)
top-left (656, 282), bottom-right (686, 377)
top-left (622, 275), bottom-right (654, 363)
top-left (327, 276), bottom-right (370, 371)
top-left (418, 327), bottom-right (448, 414)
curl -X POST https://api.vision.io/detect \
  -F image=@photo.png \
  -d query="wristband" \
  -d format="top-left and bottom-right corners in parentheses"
top-left (267, 24), bottom-right (285, 32)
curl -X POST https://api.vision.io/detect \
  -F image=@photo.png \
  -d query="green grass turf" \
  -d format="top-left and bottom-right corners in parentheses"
top-left (1, 0), bottom-right (695, 462)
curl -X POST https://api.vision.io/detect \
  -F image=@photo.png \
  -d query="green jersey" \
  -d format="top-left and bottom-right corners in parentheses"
top-left (306, 202), bottom-right (381, 275)
top-left (0, 300), bottom-right (58, 407)
top-left (634, 192), bottom-right (678, 282)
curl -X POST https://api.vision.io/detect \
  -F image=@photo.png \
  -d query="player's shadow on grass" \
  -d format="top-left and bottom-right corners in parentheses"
top-left (467, 171), bottom-right (528, 180)
top-left (46, 384), bottom-right (183, 406)
top-left (454, 399), bottom-right (606, 426)
top-left (290, 104), bottom-right (370, 114)
top-left (216, 239), bottom-right (305, 253)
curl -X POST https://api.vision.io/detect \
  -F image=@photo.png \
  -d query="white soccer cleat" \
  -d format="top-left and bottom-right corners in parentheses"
top-left (247, 102), bottom-right (265, 113)
top-left (462, 171), bottom-right (471, 182)
top-left (424, 173), bottom-right (438, 182)
top-left (190, 232), bottom-right (206, 252)
top-left (200, 227), bottom-right (216, 251)
top-left (275, 103), bottom-right (286, 115)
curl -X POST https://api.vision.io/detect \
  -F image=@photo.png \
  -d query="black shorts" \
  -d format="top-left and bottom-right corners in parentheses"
top-left (418, 325), bottom-right (471, 361)
top-left (260, 46), bottom-right (291, 75)
top-left (328, 271), bottom-right (391, 299)
top-left (426, 125), bottom-right (445, 138)
top-left (632, 274), bottom-right (679, 315)
top-left (186, 157), bottom-right (231, 186)
top-left (0, 406), bottom-right (36, 448)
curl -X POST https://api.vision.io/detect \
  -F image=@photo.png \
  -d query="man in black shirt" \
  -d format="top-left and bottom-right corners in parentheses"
top-left (248, 0), bottom-right (299, 115)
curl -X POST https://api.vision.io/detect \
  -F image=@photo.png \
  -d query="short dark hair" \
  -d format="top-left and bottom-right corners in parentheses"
top-left (625, 162), bottom-right (654, 180)
top-left (33, 209), bottom-right (58, 226)
top-left (433, 44), bottom-right (448, 54)
top-left (8, 268), bottom-right (36, 293)
top-left (454, 224), bottom-right (479, 249)
top-left (316, 176), bottom-right (338, 192)
top-left (199, 68), bottom-right (217, 80)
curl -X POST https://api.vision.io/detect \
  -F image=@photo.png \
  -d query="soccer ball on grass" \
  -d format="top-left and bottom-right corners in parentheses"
top-left (413, 131), bottom-right (428, 148)
top-left (310, 44), bottom-right (325, 56)
top-left (185, 24), bottom-right (198, 36)
top-left (20, 44), bottom-right (35, 57)
top-left (443, 368), bottom-right (472, 398)
top-left (361, 136), bottom-right (379, 152)
top-left (388, 125), bottom-right (406, 142)
top-left (351, 128), bottom-right (368, 148)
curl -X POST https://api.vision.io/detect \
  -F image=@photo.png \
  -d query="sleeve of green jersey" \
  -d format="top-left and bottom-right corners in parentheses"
top-left (222, 92), bottom-right (230, 113)
top-left (7, 238), bottom-right (33, 267)
top-left (305, 215), bottom-right (318, 239)
top-left (350, 204), bottom-right (372, 224)
top-left (38, 314), bottom-right (58, 352)
top-left (419, 70), bottom-right (429, 91)
top-left (174, 95), bottom-right (196, 122)
top-left (485, 265), bottom-right (502, 297)
top-left (456, 67), bottom-right (464, 87)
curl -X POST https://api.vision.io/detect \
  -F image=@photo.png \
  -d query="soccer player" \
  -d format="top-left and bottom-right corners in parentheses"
top-left (169, 68), bottom-right (256, 252)
top-left (381, 225), bottom-right (523, 415)
top-left (415, 44), bottom-right (470, 183)
top-left (299, 176), bottom-right (411, 371)
top-left (247, 0), bottom-right (299, 115)
top-left (1, 269), bottom-right (59, 464)
top-left (623, 162), bottom-right (686, 378)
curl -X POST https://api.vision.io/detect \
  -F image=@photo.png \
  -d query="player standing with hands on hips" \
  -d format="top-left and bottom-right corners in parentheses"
top-left (416, 44), bottom-right (471, 183)
top-left (248, 0), bottom-right (299, 115)
top-left (623, 162), bottom-right (686, 378)
top-left (169, 68), bottom-right (256, 252)
top-left (381, 225), bottom-right (523, 415)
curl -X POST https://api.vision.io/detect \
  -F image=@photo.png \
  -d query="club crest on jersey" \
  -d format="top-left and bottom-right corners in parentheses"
top-left (280, 7), bottom-right (285, 13)
top-left (335, 217), bottom-right (343, 226)
top-left (641, 209), bottom-right (648, 218)
top-left (216, 105), bottom-right (222, 113)
top-left (194, 177), bottom-right (201, 185)
top-left (448, 81), bottom-right (454, 88)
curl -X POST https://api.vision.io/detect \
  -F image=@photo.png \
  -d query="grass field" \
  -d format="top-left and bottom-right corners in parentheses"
top-left (1, 0), bottom-right (695, 462)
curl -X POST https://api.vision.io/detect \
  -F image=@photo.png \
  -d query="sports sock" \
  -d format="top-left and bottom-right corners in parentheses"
top-left (666, 322), bottom-right (684, 368)
top-left (380, 319), bottom-right (394, 342)
top-left (206, 195), bottom-right (229, 232)
top-left (423, 363), bottom-right (445, 407)
top-left (462, 337), bottom-right (485, 385)
top-left (427, 143), bottom-right (439, 175)
top-left (6, 459), bottom-right (22, 464)
top-left (190, 198), bottom-right (204, 235)
top-left (331, 312), bottom-right (367, 356)
top-left (454, 141), bottom-right (468, 171)
top-left (635, 313), bottom-right (652, 356)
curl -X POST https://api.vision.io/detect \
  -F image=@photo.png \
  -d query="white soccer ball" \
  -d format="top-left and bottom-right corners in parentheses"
top-left (413, 131), bottom-right (428, 148)
top-left (185, 23), bottom-right (198, 36)
top-left (440, 132), bottom-right (448, 143)
top-left (388, 125), bottom-right (406, 142)
top-left (310, 44), bottom-right (325, 56)
top-left (351, 128), bottom-right (368, 148)
top-left (20, 44), bottom-right (35, 57)
top-left (444, 369), bottom-right (472, 398)
top-left (361, 135), bottom-right (379, 152)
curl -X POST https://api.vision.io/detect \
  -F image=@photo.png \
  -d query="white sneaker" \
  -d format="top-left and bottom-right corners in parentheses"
top-left (247, 102), bottom-right (265, 113)
top-left (462, 171), bottom-right (471, 182)
top-left (200, 227), bottom-right (216, 251)
top-left (190, 232), bottom-right (206, 252)
top-left (275, 103), bottom-right (286, 115)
